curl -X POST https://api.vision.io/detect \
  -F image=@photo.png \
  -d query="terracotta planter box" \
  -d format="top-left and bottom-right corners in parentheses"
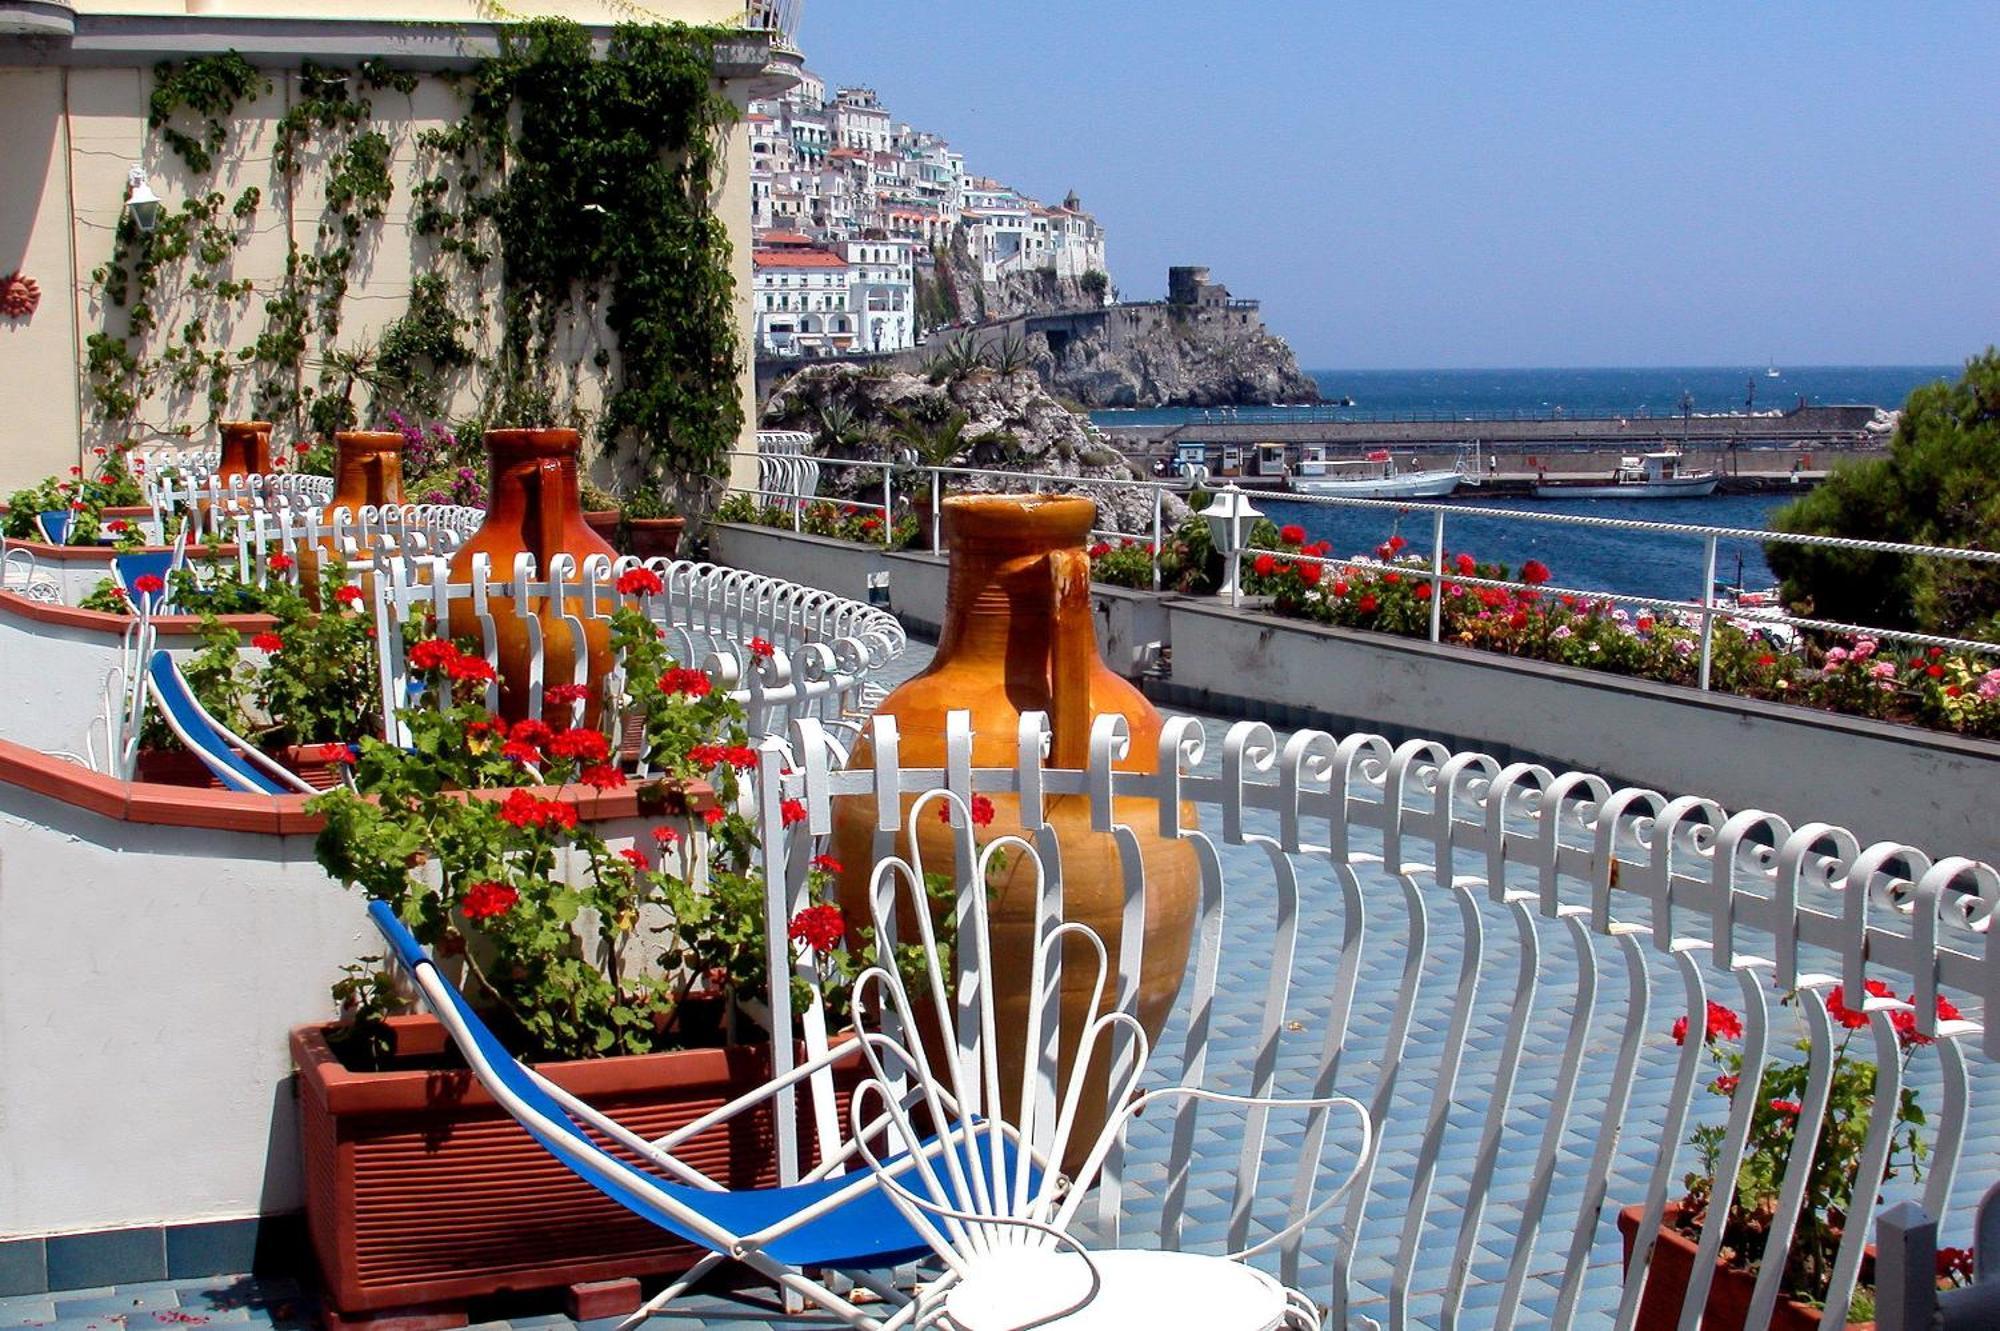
top-left (134, 743), bottom-right (346, 791)
top-left (583, 510), bottom-right (622, 545)
top-left (1617, 1203), bottom-right (1873, 1331)
top-left (293, 1015), bottom-right (850, 1318)
top-left (622, 516), bottom-right (683, 560)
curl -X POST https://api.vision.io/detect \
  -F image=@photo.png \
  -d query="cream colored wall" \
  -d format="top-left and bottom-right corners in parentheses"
top-left (1, 9), bottom-right (764, 492)
top-left (0, 69), bottom-right (83, 491)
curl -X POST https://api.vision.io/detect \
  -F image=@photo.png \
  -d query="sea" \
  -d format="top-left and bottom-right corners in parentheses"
top-left (1092, 365), bottom-right (1954, 605)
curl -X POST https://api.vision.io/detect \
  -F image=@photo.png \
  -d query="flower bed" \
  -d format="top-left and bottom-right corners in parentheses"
top-left (1243, 527), bottom-right (2000, 740)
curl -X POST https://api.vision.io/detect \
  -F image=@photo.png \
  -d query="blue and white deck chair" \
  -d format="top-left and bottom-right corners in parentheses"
top-left (367, 900), bottom-right (1040, 1330)
top-left (114, 528), bottom-right (190, 616)
top-left (36, 510), bottom-right (76, 545)
top-left (144, 650), bottom-right (315, 794)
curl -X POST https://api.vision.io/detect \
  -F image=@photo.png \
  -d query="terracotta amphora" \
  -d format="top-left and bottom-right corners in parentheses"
top-left (446, 429), bottom-right (617, 725)
top-left (300, 431), bottom-right (406, 604)
top-left (831, 494), bottom-right (1199, 1171)
top-left (216, 420), bottom-right (273, 482)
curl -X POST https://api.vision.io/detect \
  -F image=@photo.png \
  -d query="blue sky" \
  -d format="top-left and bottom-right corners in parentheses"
top-left (793, 2), bottom-right (1996, 369)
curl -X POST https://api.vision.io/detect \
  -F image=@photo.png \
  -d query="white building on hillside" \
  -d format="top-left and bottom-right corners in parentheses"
top-left (842, 237), bottom-right (916, 352)
top-left (832, 86), bottom-right (892, 154)
top-left (753, 242), bottom-right (857, 357)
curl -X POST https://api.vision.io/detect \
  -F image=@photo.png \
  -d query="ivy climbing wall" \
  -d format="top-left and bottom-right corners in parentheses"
top-left (0, 16), bottom-right (761, 510)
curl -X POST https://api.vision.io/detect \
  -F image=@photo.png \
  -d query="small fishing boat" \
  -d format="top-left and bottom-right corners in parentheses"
top-left (1533, 451), bottom-right (1719, 500)
top-left (1291, 449), bottom-right (1466, 498)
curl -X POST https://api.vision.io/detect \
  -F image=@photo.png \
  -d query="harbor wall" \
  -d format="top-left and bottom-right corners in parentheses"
top-left (710, 523), bottom-right (2000, 862)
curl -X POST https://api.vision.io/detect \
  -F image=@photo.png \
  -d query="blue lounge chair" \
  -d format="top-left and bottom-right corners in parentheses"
top-left (144, 650), bottom-right (314, 794)
top-left (115, 549), bottom-right (181, 616)
top-left (366, 900), bottom-right (1034, 1329)
top-left (35, 510), bottom-right (75, 545)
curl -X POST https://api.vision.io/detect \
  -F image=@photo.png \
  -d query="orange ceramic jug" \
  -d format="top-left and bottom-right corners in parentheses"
top-left (446, 429), bottom-right (616, 725)
top-left (301, 430), bottom-right (406, 602)
top-left (215, 420), bottom-right (273, 482)
top-left (831, 494), bottom-right (1199, 1168)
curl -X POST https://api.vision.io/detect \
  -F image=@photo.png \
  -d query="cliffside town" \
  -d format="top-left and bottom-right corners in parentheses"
top-left (750, 72), bottom-right (1318, 409)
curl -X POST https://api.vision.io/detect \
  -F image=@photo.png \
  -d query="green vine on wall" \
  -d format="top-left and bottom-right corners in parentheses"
top-left (89, 22), bottom-right (745, 515)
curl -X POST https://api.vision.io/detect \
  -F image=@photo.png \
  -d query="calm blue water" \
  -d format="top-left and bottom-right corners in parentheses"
top-left (1256, 492), bottom-right (1791, 603)
top-left (1096, 365), bottom-right (1954, 600)
top-left (1091, 365), bottom-right (1953, 427)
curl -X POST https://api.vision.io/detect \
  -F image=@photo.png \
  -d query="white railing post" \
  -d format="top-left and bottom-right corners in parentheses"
top-left (929, 467), bottom-right (941, 553)
top-left (881, 466), bottom-right (894, 548)
top-left (1152, 487), bottom-right (1165, 592)
top-left (1429, 508), bottom-right (1446, 644)
top-left (1698, 533), bottom-right (1719, 690)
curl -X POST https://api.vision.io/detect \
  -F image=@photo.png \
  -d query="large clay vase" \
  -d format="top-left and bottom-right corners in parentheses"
top-left (302, 431), bottom-right (407, 603)
top-left (216, 420), bottom-right (273, 482)
top-left (830, 494), bottom-right (1199, 1172)
top-left (446, 429), bottom-right (617, 726)
top-left (205, 420), bottom-right (273, 528)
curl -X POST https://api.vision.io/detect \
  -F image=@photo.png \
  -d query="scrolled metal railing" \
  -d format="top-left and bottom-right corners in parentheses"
top-left (760, 709), bottom-right (1998, 1330)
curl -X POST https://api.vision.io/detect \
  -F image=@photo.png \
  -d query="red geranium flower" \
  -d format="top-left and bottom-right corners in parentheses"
top-left (780, 797), bottom-right (808, 827)
top-left (809, 854), bottom-right (843, 874)
top-left (1279, 524), bottom-right (1307, 545)
top-left (1298, 562), bottom-right (1322, 586)
top-left (252, 631), bottom-right (284, 652)
top-left (409, 639), bottom-right (458, 672)
top-left (334, 585), bottom-right (364, 607)
top-left (619, 847), bottom-right (650, 870)
top-left (1671, 1000), bottom-right (1743, 1045)
top-left (107, 519), bottom-right (129, 533)
top-left (652, 826), bottom-right (680, 847)
top-left (1331, 581), bottom-right (1348, 597)
top-left (462, 880), bottom-right (519, 921)
top-left (659, 667), bottom-right (712, 697)
top-left (1253, 552), bottom-right (1278, 577)
top-left (788, 903), bottom-right (846, 953)
top-left (748, 636), bottom-right (775, 659)
top-left (1387, 535), bottom-right (1408, 552)
top-left (1357, 594), bottom-right (1378, 613)
top-left (1414, 582), bottom-right (1433, 601)
top-left (1454, 552), bottom-right (1477, 576)
top-left (446, 654), bottom-right (497, 684)
top-left (268, 553), bottom-right (295, 573)
top-left (547, 728), bottom-right (611, 764)
top-left (545, 683), bottom-right (590, 707)
top-left (501, 740), bottom-right (543, 765)
top-left (1769, 1099), bottom-right (1802, 1117)
top-left (134, 574), bottom-right (166, 595)
top-left (1712, 1074), bottom-right (1739, 1095)
top-left (510, 719), bottom-right (553, 749)
top-left (703, 805), bottom-right (726, 826)
top-left (1088, 541), bottom-right (1111, 558)
top-left (616, 567), bottom-right (664, 597)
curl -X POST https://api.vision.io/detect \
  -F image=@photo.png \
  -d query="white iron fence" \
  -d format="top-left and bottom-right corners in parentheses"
top-left (369, 551), bottom-right (907, 749)
top-left (759, 709), bottom-right (1998, 1329)
top-left (723, 455), bottom-right (2000, 681)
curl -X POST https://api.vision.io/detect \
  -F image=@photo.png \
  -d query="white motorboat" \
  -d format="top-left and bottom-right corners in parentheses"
top-left (1291, 449), bottom-right (1466, 498)
top-left (1533, 451), bottom-right (1720, 499)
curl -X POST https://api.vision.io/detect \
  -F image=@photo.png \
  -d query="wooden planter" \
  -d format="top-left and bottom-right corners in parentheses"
top-left (292, 1015), bottom-right (847, 1320)
top-left (134, 743), bottom-right (346, 791)
top-left (1617, 1203), bottom-right (1873, 1331)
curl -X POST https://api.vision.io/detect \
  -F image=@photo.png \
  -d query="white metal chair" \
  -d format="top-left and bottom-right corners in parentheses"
top-left (837, 791), bottom-right (1375, 1330)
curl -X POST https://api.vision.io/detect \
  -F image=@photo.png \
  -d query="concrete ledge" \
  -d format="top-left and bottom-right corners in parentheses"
top-left (1163, 598), bottom-right (2000, 860)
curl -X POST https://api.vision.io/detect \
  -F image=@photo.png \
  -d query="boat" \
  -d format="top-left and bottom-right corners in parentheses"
top-left (1291, 448), bottom-right (1466, 498)
top-left (1533, 451), bottom-right (1720, 499)
top-left (1765, 361), bottom-right (1781, 378)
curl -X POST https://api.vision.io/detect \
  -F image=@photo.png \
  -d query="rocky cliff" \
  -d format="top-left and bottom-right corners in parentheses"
top-left (760, 362), bottom-right (1183, 534)
top-left (917, 226), bottom-right (1093, 325)
top-left (1030, 309), bottom-right (1321, 410)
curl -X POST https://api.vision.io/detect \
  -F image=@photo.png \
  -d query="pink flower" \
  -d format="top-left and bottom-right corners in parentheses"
top-left (1824, 646), bottom-right (1849, 666)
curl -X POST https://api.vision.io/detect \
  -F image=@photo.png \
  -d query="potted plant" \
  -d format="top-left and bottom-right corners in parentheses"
top-left (579, 478), bottom-right (623, 546)
top-left (1618, 984), bottom-right (1962, 1330)
top-left (293, 586), bottom-right (818, 1318)
top-left (2, 441), bottom-right (151, 543)
top-left (618, 484), bottom-right (683, 560)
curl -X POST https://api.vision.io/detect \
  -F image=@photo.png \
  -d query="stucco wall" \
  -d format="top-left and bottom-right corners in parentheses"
top-left (0, 783), bottom-right (366, 1236)
top-left (0, 2), bottom-right (764, 492)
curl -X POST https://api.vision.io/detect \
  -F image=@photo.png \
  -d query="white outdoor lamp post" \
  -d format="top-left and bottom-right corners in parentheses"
top-left (124, 165), bottom-right (162, 235)
top-left (1199, 484), bottom-right (1262, 607)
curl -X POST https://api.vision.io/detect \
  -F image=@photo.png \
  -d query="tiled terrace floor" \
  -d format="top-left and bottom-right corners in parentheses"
top-left (12, 638), bottom-right (1994, 1330)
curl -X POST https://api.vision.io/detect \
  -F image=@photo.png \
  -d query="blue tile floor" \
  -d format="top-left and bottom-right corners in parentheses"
top-left (20, 638), bottom-right (1992, 1328)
